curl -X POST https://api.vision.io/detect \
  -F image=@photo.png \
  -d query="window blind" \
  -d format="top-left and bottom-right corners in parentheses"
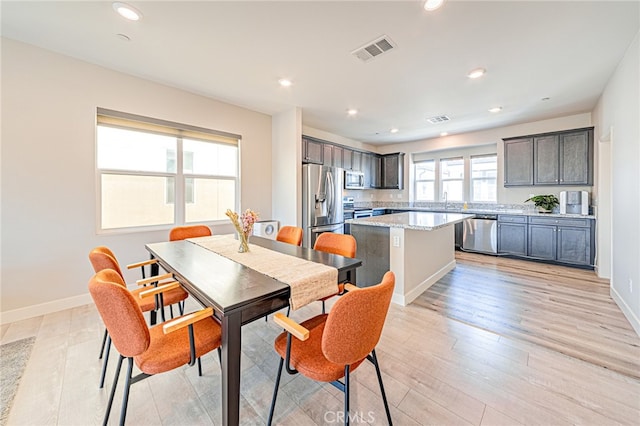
top-left (97, 107), bottom-right (240, 145)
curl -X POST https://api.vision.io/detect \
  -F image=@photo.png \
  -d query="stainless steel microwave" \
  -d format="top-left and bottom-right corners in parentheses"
top-left (344, 170), bottom-right (365, 189)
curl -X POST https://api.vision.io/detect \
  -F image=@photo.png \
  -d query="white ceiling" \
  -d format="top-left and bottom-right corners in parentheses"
top-left (2, 1), bottom-right (638, 144)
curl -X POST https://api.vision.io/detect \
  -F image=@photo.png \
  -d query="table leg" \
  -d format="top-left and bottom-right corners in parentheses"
top-left (150, 256), bottom-right (159, 325)
top-left (221, 312), bottom-right (242, 426)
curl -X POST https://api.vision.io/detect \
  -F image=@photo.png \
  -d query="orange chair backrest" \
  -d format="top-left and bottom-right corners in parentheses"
top-left (88, 269), bottom-right (150, 357)
top-left (89, 246), bottom-right (124, 279)
top-left (313, 233), bottom-right (357, 258)
top-left (322, 271), bottom-right (395, 365)
top-left (169, 225), bottom-right (212, 241)
top-left (276, 226), bottom-right (303, 246)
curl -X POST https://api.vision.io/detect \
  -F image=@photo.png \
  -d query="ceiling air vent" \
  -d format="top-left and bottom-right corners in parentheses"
top-left (352, 35), bottom-right (396, 62)
top-left (426, 115), bottom-right (450, 124)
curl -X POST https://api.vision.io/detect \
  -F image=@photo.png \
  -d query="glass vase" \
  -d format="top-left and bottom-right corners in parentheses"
top-left (238, 232), bottom-right (250, 253)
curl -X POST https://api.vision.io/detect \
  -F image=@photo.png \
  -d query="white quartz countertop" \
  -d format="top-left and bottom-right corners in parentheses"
top-left (375, 206), bottom-right (596, 219)
top-left (347, 211), bottom-right (475, 231)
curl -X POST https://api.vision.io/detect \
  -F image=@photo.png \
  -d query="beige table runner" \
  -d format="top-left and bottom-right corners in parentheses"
top-left (188, 235), bottom-right (338, 310)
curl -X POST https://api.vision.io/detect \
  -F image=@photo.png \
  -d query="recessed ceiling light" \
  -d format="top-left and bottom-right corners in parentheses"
top-left (347, 109), bottom-right (358, 116)
top-left (467, 68), bottom-right (486, 79)
top-left (390, 128), bottom-right (399, 134)
top-left (278, 78), bottom-right (292, 87)
top-left (112, 2), bottom-right (142, 21)
top-left (440, 132), bottom-right (449, 137)
top-left (489, 106), bottom-right (503, 113)
top-left (424, 0), bottom-right (444, 11)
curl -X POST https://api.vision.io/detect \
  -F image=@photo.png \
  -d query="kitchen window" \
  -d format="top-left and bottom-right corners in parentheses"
top-left (470, 154), bottom-right (497, 202)
top-left (96, 108), bottom-right (240, 232)
top-left (414, 159), bottom-right (436, 201)
top-left (440, 157), bottom-right (464, 201)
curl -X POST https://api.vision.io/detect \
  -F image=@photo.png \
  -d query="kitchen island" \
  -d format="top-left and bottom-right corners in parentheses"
top-left (348, 211), bottom-right (474, 306)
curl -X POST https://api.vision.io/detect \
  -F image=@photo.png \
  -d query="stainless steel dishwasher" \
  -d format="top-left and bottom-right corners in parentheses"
top-left (462, 214), bottom-right (498, 254)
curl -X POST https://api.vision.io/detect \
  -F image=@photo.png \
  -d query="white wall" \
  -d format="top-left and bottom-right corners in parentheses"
top-left (1, 39), bottom-right (273, 321)
top-left (272, 108), bottom-right (301, 227)
top-left (592, 32), bottom-right (640, 334)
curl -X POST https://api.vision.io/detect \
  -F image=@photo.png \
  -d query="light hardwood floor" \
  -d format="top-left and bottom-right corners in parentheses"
top-left (2, 253), bottom-right (639, 425)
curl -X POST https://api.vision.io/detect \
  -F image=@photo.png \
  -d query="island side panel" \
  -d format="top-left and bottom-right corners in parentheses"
top-left (350, 224), bottom-right (390, 287)
top-left (391, 226), bottom-right (456, 306)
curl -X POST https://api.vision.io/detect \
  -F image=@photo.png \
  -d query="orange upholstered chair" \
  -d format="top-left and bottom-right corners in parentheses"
top-left (276, 226), bottom-right (303, 246)
top-left (169, 224), bottom-right (212, 241)
top-left (268, 271), bottom-right (395, 425)
top-left (89, 246), bottom-right (189, 388)
top-left (313, 233), bottom-right (357, 313)
top-left (89, 269), bottom-right (221, 426)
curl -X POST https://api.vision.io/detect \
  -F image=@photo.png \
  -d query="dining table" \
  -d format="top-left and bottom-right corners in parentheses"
top-left (145, 235), bottom-right (361, 426)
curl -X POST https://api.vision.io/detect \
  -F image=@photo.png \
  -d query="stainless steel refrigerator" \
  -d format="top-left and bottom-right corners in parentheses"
top-left (302, 164), bottom-right (344, 248)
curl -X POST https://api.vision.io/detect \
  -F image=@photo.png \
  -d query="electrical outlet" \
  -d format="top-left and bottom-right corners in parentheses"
top-left (393, 236), bottom-right (400, 247)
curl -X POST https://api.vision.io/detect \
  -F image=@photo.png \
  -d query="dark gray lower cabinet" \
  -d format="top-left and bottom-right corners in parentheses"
top-left (497, 215), bottom-right (528, 256)
top-left (498, 215), bottom-right (594, 267)
top-left (518, 216), bottom-right (594, 267)
top-left (528, 224), bottom-right (557, 260)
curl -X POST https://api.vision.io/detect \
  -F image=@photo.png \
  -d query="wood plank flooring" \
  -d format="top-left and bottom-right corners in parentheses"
top-left (415, 251), bottom-right (640, 379)
top-left (2, 252), bottom-right (639, 425)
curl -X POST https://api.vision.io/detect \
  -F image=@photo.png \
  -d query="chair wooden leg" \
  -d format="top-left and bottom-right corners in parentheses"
top-left (119, 357), bottom-right (135, 426)
top-left (103, 354), bottom-right (124, 426)
top-left (344, 365), bottom-right (350, 426)
top-left (370, 349), bottom-right (392, 425)
top-left (267, 358), bottom-right (284, 426)
top-left (99, 335), bottom-right (112, 389)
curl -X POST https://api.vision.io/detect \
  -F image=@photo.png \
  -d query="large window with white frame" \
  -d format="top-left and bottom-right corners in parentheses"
top-left (414, 159), bottom-right (436, 201)
top-left (96, 109), bottom-right (240, 231)
top-left (440, 157), bottom-right (464, 201)
top-left (470, 154), bottom-right (497, 202)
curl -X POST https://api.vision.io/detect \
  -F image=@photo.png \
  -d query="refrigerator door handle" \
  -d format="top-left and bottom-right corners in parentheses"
top-left (327, 172), bottom-right (336, 217)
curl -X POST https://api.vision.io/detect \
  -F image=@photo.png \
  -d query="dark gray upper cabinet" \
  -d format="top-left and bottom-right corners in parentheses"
top-left (504, 138), bottom-right (534, 186)
top-left (332, 145), bottom-right (344, 169)
top-left (534, 135), bottom-right (559, 184)
top-left (342, 148), bottom-right (353, 170)
top-left (302, 138), bottom-right (323, 164)
top-left (351, 150), bottom-right (362, 172)
top-left (362, 153), bottom-right (373, 188)
top-left (380, 153), bottom-right (405, 189)
top-left (560, 130), bottom-right (593, 185)
top-left (370, 154), bottom-right (382, 188)
top-left (504, 127), bottom-right (593, 187)
top-left (323, 143), bottom-right (334, 167)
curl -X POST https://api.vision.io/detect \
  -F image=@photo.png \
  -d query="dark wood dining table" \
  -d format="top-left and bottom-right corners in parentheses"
top-left (145, 236), bottom-right (361, 426)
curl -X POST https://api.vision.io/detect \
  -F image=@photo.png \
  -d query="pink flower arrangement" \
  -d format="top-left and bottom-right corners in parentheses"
top-left (226, 208), bottom-right (259, 252)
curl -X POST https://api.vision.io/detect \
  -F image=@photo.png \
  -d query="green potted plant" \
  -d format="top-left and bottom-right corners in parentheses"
top-left (525, 194), bottom-right (559, 213)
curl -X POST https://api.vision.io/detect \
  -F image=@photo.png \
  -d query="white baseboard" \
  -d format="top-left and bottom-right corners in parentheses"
top-left (610, 286), bottom-right (640, 337)
top-left (0, 293), bottom-right (93, 325)
top-left (391, 260), bottom-right (456, 307)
